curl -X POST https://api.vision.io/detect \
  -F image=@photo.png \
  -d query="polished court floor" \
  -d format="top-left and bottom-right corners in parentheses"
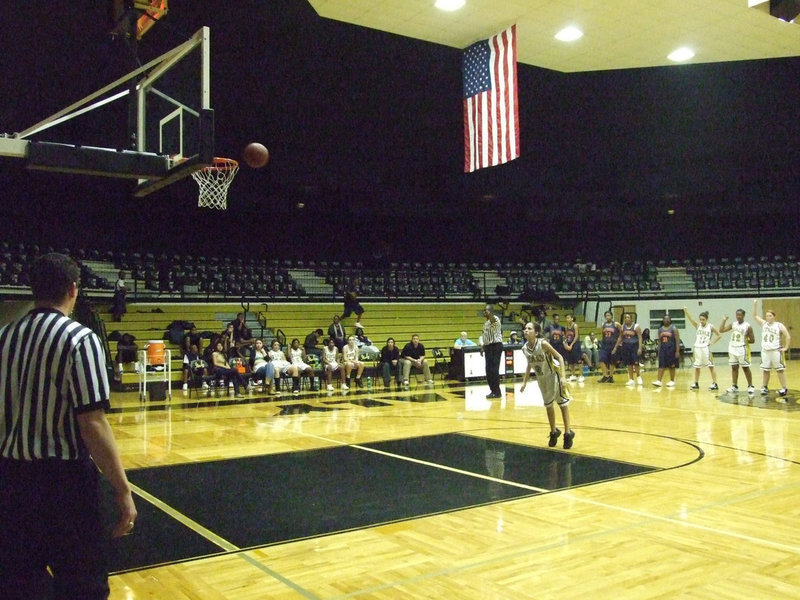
top-left (107, 365), bottom-right (800, 599)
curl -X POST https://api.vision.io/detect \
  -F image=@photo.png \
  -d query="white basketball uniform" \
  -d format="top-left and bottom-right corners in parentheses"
top-left (760, 321), bottom-right (785, 371)
top-left (268, 349), bottom-right (291, 374)
top-left (323, 346), bottom-right (340, 371)
top-left (692, 323), bottom-right (714, 368)
top-left (727, 320), bottom-right (751, 367)
top-left (289, 347), bottom-right (311, 371)
top-left (343, 344), bottom-right (360, 364)
top-left (522, 339), bottom-right (569, 407)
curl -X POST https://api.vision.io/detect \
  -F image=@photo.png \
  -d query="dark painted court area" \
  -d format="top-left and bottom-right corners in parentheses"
top-left (113, 433), bottom-right (657, 573)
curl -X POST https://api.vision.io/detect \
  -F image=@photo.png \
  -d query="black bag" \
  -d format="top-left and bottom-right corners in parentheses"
top-left (149, 381), bottom-right (167, 402)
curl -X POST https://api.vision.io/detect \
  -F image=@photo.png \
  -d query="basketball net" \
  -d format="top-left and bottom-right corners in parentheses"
top-left (191, 157), bottom-right (239, 210)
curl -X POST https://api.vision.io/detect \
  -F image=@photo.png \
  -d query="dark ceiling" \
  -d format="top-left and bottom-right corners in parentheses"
top-left (0, 1), bottom-right (798, 262)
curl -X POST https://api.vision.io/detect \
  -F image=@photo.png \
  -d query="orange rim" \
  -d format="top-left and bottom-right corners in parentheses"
top-left (206, 157), bottom-right (238, 171)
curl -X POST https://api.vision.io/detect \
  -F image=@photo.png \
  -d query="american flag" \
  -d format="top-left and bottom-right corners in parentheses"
top-left (462, 25), bottom-right (519, 173)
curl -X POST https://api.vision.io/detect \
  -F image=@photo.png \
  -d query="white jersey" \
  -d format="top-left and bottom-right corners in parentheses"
top-left (522, 339), bottom-right (569, 406)
top-left (522, 339), bottom-right (557, 377)
top-left (323, 346), bottom-right (338, 365)
top-left (289, 347), bottom-right (311, 370)
top-left (728, 321), bottom-right (750, 350)
top-left (694, 323), bottom-right (713, 348)
top-left (268, 349), bottom-right (290, 371)
top-left (761, 321), bottom-right (783, 351)
top-left (343, 344), bottom-right (359, 362)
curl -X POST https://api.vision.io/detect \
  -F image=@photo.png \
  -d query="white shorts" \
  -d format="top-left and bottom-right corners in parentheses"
top-left (272, 360), bottom-right (292, 375)
top-left (692, 346), bottom-right (713, 368)
top-left (760, 349), bottom-right (785, 371)
top-left (728, 346), bottom-right (750, 367)
top-left (325, 362), bottom-right (340, 372)
top-left (539, 372), bottom-right (571, 407)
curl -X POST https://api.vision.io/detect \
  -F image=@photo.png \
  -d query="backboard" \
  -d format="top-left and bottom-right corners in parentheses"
top-left (0, 25), bottom-right (213, 197)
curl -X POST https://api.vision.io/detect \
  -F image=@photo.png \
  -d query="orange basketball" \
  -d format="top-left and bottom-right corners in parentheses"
top-left (243, 142), bottom-right (269, 168)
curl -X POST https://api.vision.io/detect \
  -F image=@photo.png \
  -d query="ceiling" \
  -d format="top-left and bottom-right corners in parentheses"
top-left (307, 0), bottom-right (800, 72)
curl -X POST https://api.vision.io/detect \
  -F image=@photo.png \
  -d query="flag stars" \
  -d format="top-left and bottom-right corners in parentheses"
top-left (463, 42), bottom-right (492, 97)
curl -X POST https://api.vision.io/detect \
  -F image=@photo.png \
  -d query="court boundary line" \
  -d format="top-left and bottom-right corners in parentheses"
top-left (112, 396), bottom-right (800, 597)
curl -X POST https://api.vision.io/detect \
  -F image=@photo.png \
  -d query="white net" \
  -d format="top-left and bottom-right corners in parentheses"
top-left (191, 158), bottom-right (239, 209)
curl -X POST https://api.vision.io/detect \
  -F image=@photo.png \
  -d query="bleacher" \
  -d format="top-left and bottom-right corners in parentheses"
top-left (2, 242), bottom-right (799, 303)
top-left (102, 302), bottom-right (512, 388)
top-left (104, 303), bottom-right (241, 387)
top-left (100, 299), bottom-right (602, 390)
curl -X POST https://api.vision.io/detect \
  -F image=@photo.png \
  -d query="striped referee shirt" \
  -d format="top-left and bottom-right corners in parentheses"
top-left (482, 314), bottom-right (503, 345)
top-left (0, 307), bottom-right (109, 461)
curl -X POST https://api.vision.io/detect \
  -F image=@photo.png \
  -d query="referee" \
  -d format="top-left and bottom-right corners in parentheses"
top-left (0, 253), bottom-right (137, 599)
top-left (481, 304), bottom-right (504, 398)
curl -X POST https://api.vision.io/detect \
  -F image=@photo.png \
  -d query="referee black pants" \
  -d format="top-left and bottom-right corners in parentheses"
top-left (0, 458), bottom-right (110, 600)
top-left (484, 342), bottom-right (503, 395)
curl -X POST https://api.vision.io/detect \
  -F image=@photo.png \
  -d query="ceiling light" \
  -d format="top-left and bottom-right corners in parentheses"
top-left (668, 47), bottom-right (695, 62)
top-left (554, 26), bottom-right (583, 42)
top-left (434, 0), bottom-right (465, 11)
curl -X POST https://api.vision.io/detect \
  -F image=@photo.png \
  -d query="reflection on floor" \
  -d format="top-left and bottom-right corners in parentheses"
top-left (718, 388), bottom-right (798, 410)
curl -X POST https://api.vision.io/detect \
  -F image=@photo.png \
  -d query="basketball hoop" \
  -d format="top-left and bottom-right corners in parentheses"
top-left (191, 157), bottom-right (238, 210)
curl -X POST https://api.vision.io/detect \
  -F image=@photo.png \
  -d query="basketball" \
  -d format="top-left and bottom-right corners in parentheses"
top-left (243, 142), bottom-right (269, 168)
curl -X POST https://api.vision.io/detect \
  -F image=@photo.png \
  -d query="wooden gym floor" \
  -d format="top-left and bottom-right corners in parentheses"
top-left (107, 364), bottom-right (800, 599)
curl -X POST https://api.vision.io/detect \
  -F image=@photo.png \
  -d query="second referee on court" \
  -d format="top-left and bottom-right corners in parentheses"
top-left (481, 304), bottom-right (504, 398)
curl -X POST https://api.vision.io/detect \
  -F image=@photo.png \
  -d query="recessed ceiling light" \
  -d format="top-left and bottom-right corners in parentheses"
top-left (434, 0), bottom-right (465, 11)
top-left (668, 47), bottom-right (695, 62)
top-left (555, 26), bottom-right (583, 42)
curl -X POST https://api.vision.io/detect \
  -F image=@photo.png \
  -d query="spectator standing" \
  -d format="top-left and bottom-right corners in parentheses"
top-left (110, 270), bottom-right (127, 322)
top-left (481, 304), bottom-right (503, 398)
top-left (0, 253), bottom-right (137, 599)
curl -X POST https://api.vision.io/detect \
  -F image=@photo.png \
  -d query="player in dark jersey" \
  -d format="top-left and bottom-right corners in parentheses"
top-left (653, 314), bottom-right (681, 387)
top-left (544, 313), bottom-right (566, 364)
top-left (598, 310), bottom-right (621, 383)
top-left (563, 314), bottom-right (587, 383)
top-left (613, 313), bottom-right (643, 386)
